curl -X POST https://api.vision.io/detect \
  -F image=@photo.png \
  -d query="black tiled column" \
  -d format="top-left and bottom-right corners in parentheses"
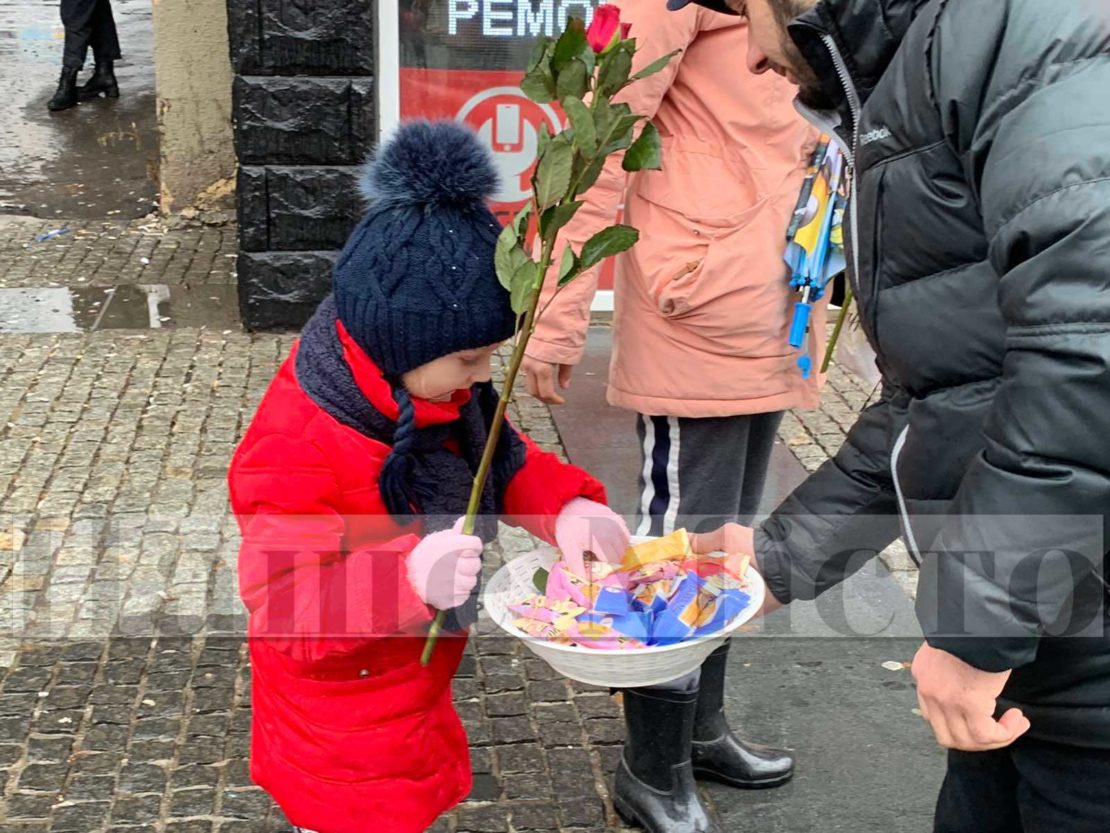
top-left (227, 1), bottom-right (377, 331)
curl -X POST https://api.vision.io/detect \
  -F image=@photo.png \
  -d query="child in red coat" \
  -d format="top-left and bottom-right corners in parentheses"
top-left (228, 121), bottom-right (629, 833)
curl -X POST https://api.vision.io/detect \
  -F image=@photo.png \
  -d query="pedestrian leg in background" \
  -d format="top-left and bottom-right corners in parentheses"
top-left (934, 739), bottom-right (1110, 833)
top-left (635, 411), bottom-right (784, 536)
top-left (80, 0), bottom-right (121, 100)
top-left (51, 0), bottom-right (121, 110)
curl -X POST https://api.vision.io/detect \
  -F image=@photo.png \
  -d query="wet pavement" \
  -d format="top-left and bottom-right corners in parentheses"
top-left (0, 0), bottom-right (159, 219)
top-left (0, 283), bottom-right (240, 332)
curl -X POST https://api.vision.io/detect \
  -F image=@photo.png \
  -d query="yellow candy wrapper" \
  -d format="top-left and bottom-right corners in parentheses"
top-left (620, 528), bottom-right (692, 570)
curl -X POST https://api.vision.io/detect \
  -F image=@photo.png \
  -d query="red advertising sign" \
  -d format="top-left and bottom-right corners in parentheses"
top-left (399, 67), bottom-right (617, 290)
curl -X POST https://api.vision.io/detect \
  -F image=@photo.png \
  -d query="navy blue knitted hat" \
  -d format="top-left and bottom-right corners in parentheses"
top-left (333, 120), bottom-right (516, 377)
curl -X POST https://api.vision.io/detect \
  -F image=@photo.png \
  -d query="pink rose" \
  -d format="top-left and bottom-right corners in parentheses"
top-left (586, 5), bottom-right (628, 54)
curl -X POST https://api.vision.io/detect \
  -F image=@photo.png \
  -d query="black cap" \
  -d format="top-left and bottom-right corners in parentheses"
top-left (666, 0), bottom-right (740, 15)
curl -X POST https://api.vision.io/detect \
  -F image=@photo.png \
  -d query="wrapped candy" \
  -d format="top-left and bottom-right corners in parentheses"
top-left (546, 560), bottom-right (624, 609)
top-left (648, 609), bottom-right (695, 645)
top-left (633, 580), bottom-right (674, 614)
top-left (593, 586), bottom-right (633, 616)
top-left (510, 595), bottom-right (585, 631)
top-left (513, 618), bottom-right (562, 639)
top-left (564, 618), bottom-right (647, 650)
top-left (514, 528), bottom-right (755, 651)
top-left (620, 528), bottom-right (692, 571)
top-left (664, 574), bottom-right (705, 628)
top-left (579, 610), bottom-right (652, 642)
top-left (693, 593), bottom-right (751, 636)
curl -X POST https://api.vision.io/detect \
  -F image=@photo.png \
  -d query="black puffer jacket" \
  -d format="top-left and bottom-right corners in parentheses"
top-left (756, 0), bottom-right (1110, 747)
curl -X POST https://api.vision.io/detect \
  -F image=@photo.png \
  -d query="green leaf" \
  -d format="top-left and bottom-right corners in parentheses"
top-left (577, 43), bottom-right (596, 78)
top-left (594, 101), bottom-right (637, 153)
top-left (526, 36), bottom-right (552, 74)
top-left (557, 246), bottom-right (580, 287)
top-left (533, 136), bottom-right (574, 210)
top-left (575, 155), bottom-right (606, 196)
top-left (552, 18), bottom-right (588, 71)
top-left (510, 259), bottom-right (539, 315)
top-left (513, 202), bottom-right (533, 239)
top-left (536, 123), bottom-right (551, 161)
top-left (631, 49), bottom-right (682, 83)
top-left (579, 225), bottom-right (639, 270)
top-left (521, 66), bottom-right (556, 104)
top-left (541, 201), bottom-right (582, 239)
top-left (597, 42), bottom-right (634, 98)
top-left (494, 223), bottom-right (521, 291)
top-left (555, 58), bottom-right (588, 102)
top-left (533, 567), bottom-right (550, 594)
top-left (622, 121), bottom-right (662, 172)
top-left (562, 97), bottom-right (596, 157)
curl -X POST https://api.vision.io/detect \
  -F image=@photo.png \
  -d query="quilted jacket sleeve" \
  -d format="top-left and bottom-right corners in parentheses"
top-left (915, 3), bottom-right (1110, 672)
top-left (230, 435), bottom-right (434, 665)
top-left (756, 379), bottom-right (908, 604)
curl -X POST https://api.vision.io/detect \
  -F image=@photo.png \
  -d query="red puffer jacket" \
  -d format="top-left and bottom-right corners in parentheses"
top-left (228, 324), bottom-right (606, 833)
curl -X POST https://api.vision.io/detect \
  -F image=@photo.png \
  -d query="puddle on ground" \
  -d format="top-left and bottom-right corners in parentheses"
top-left (0, 284), bottom-right (241, 333)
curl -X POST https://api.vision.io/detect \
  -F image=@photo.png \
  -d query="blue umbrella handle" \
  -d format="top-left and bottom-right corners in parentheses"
top-left (789, 301), bottom-right (812, 349)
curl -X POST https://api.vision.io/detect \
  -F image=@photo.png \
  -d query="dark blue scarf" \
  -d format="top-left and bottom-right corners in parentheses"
top-left (294, 295), bottom-right (527, 628)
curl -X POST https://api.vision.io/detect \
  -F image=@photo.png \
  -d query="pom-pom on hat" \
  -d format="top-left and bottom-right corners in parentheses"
top-left (333, 120), bottom-right (517, 377)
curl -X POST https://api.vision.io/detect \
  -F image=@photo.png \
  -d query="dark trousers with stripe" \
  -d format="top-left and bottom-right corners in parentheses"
top-left (635, 411), bottom-right (782, 693)
top-left (635, 411), bottom-right (784, 538)
top-left (61, 0), bottom-right (121, 69)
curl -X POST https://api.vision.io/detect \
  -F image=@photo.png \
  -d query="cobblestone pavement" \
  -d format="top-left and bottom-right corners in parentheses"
top-left (0, 217), bottom-right (236, 289)
top-left (0, 219), bottom-right (910, 831)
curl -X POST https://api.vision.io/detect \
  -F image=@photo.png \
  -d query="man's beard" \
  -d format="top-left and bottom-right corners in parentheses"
top-left (796, 74), bottom-right (837, 111)
top-left (782, 35), bottom-right (839, 111)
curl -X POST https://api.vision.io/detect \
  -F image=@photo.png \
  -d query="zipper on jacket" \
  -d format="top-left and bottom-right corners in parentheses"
top-left (820, 34), bottom-right (863, 294)
top-left (890, 425), bottom-right (923, 567)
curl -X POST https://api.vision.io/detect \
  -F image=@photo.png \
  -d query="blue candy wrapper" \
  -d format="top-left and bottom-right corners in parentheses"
top-left (648, 609), bottom-right (696, 645)
top-left (594, 586), bottom-right (633, 616)
top-left (693, 593), bottom-right (749, 636)
top-left (580, 611), bottom-right (652, 641)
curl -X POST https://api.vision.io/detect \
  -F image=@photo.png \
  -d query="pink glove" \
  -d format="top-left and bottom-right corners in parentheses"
top-left (555, 498), bottom-right (630, 579)
top-left (405, 519), bottom-right (484, 611)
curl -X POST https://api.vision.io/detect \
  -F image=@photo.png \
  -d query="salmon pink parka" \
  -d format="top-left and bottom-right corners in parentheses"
top-left (529, 2), bottom-right (824, 418)
top-left (228, 323), bottom-right (606, 833)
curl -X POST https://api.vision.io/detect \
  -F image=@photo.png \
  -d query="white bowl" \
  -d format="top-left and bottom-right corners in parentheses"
top-left (482, 538), bottom-right (765, 688)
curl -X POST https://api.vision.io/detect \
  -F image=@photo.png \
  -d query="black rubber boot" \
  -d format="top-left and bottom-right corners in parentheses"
top-left (613, 686), bottom-right (723, 833)
top-left (78, 61), bottom-right (119, 100)
top-left (692, 641), bottom-right (795, 788)
top-left (48, 67), bottom-right (80, 112)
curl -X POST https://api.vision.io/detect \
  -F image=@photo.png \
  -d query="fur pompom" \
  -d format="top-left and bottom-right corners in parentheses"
top-left (360, 120), bottom-right (499, 210)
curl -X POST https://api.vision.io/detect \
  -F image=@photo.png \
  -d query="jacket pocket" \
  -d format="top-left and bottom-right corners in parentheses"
top-left (651, 248), bottom-right (711, 318)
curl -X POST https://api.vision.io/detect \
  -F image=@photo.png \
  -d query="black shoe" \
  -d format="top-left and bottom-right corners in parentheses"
top-left (78, 61), bottom-right (119, 100)
top-left (692, 641), bottom-right (795, 789)
top-left (48, 67), bottom-right (80, 112)
top-left (613, 687), bottom-right (723, 833)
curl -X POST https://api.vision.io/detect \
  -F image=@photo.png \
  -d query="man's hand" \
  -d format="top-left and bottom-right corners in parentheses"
top-left (912, 642), bottom-right (1031, 751)
top-left (522, 356), bottom-right (574, 405)
top-left (689, 523), bottom-right (784, 617)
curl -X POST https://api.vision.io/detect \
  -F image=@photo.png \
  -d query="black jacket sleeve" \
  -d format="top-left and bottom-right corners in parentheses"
top-left (916, 1), bottom-right (1110, 672)
top-left (757, 379), bottom-right (909, 604)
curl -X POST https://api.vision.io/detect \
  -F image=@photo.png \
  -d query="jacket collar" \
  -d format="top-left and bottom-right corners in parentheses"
top-left (789, 0), bottom-right (929, 130)
top-left (336, 320), bottom-right (471, 428)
